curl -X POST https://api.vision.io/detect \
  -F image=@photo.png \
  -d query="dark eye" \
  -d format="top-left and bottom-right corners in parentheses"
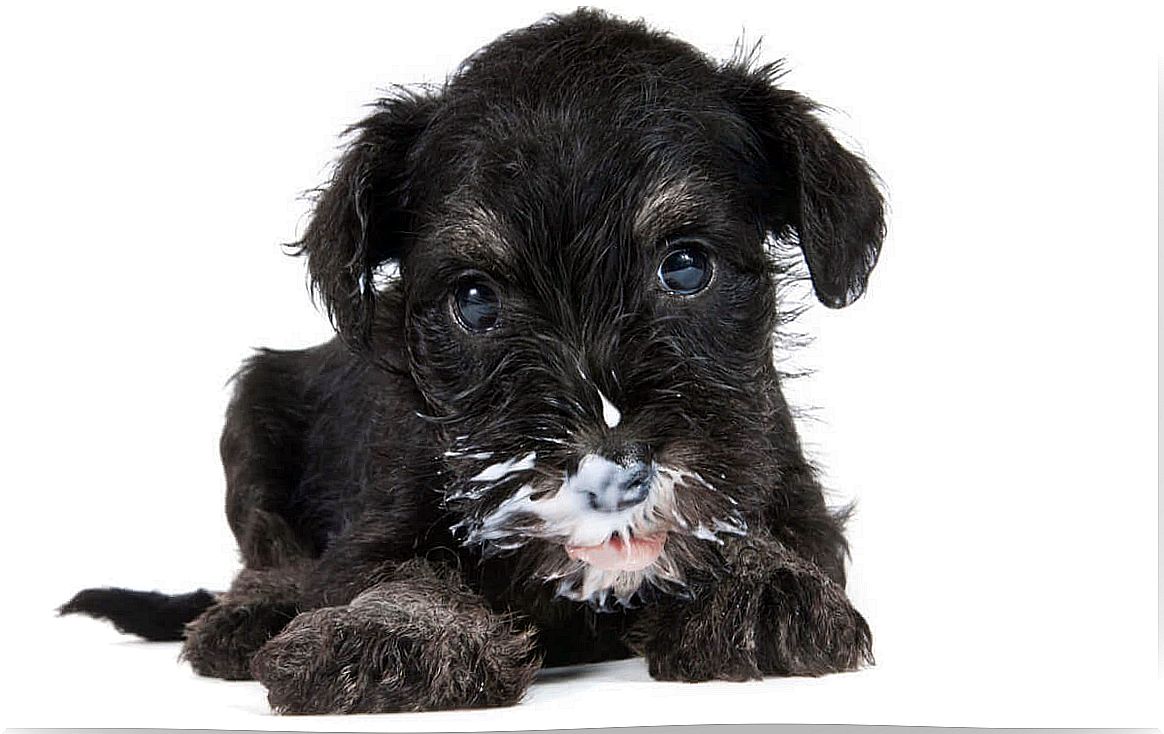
top-left (452, 278), bottom-right (501, 332)
top-left (658, 245), bottom-right (712, 295)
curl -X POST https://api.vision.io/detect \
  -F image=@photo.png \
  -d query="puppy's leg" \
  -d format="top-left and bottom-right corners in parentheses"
top-left (221, 348), bottom-right (322, 568)
top-left (633, 533), bottom-right (871, 681)
top-left (182, 563), bottom-right (309, 680)
top-left (182, 350), bottom-right (322, 680)
top-left (249, 559), bottom-right (540, 714)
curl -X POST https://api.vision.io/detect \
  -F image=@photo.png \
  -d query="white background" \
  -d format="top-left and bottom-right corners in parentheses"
top-left (1, 0), bottom-right (1159, 729)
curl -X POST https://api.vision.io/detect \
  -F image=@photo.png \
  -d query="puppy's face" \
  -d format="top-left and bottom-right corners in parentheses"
top-left (295, 12), bottom-right (885, 606)
top-left (410, 163), bottom-right (772, 604)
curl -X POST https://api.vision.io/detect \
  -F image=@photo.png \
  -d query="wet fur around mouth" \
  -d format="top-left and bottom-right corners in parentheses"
top-left (60, 9), bottom-right (884, 715)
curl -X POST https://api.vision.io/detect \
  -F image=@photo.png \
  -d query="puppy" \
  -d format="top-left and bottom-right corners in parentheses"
top-left (61, 9), bottom-right (885, 714)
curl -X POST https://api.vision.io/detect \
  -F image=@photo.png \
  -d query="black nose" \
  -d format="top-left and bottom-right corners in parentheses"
top-left (585, 461), bottom-right (652, 513)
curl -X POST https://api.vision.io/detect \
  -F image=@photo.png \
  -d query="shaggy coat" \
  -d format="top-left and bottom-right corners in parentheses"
top-left (61, 10), bottom-right (885, 714)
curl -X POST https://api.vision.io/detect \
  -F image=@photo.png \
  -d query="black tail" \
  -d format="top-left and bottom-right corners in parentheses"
top-left (59, 587), bottom-right (217, 641)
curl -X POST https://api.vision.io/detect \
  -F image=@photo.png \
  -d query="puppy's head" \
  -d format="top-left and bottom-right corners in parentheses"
top-left (294, 10), bottom-right (885, 607)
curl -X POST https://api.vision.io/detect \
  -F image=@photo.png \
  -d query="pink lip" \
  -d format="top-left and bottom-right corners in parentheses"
top-left (565, 532), bottom-right (667, 572)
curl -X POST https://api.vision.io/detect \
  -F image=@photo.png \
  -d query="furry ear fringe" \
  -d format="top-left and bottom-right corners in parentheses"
top-left (719, 57), bottom-right (886, 308)
top-left (290, 90), bottom-right (435, 346)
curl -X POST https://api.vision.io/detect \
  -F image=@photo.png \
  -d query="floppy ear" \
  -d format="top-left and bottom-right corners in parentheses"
top-left (723, 63), bottom-right (886, 308)
top-left (293, 91), bottom-right (434, 343)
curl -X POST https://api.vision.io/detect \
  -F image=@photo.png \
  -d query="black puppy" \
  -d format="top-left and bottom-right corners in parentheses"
top-left (61, 9), bottom-right (884, 714)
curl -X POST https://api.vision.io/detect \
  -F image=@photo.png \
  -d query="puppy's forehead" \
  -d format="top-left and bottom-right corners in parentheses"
top-left (411, 38), bottom-right (765, 270)
top-left (427, 171), bottom-right (713, 273)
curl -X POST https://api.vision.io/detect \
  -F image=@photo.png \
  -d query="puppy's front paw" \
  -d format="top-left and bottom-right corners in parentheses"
top-left (249, 585), bottom-right (539, 714)
top-left (183, 600), bottom-right (297, 680)
top-left (755, 567), bottom-right (873, 676)
top-left (639, 566), bottom-right (872, 682)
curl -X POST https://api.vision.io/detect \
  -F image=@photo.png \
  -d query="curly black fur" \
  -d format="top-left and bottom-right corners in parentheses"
top-left (62, 9), bottom-right (884, 714)
top-left (250, 559), bottom-right (540, 714)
